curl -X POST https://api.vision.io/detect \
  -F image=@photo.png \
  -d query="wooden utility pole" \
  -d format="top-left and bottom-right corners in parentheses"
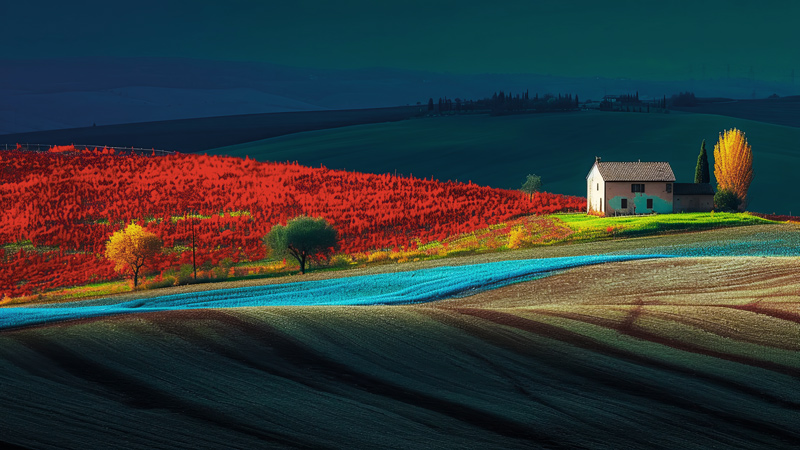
top-left (188, 211), bottom-right (197, 281)
top-left (192, 214), bottom-right (197, 280)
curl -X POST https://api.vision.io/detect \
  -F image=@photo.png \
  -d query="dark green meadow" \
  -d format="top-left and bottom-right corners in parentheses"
top-left (209, 110), bottom-right (800, 215)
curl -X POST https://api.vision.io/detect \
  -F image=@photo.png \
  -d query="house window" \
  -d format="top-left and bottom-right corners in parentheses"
top-left (666, 183), bottom-right (672, 193)
top-left (647, 199), bottom-right (653, 209)
top-left (631, 183), bottom-right (645, 193)
top-left (621, 199), bottom-right (628, 209)
top-left (597, 183), bottom-right (599, 191)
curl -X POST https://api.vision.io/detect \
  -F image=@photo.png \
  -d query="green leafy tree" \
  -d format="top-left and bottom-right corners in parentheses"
top-left (264, 216), bottom-right (339, 274)
top-left (694, 139), bottom-right (710, 183)
top-left (714, 189), bottom-right (741, 212)
top-left (520, 174), bottom-right (542, 199)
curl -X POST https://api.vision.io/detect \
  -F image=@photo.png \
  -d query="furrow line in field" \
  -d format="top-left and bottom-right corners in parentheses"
top-left (528, 309), bottom-right (800, 377)
top-left (8, 331), bottom-right (320, 449)
top-left (447, 308), bottom-right (800, 413)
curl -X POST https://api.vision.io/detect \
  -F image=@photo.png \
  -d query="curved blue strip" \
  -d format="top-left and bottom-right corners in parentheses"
top-left (0, 254), bottom-right (665, 330)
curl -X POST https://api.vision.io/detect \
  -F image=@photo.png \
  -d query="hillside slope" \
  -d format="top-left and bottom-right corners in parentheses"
top-left (209, 111), bottom-right (800, 214)
top-left (672, 97), bottom-right (800, 128)
top-left (1, 256), bottom-right (798, 449)
top-left (0, 106), bottom-right (420, 153)
top-left (3, 226), bottom-right (800, 448)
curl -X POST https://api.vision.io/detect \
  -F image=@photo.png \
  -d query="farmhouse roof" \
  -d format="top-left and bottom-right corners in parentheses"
top-left (673, 183), bottom-right (715, 195)
top-left (595, 161), bottom-right (676, 182)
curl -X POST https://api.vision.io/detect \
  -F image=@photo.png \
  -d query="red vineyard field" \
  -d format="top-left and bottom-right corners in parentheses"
top-left (0, 147), bottom-right (585, 297)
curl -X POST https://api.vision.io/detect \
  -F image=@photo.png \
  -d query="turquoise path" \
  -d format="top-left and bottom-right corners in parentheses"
top-left (612, 238), bottom-right (800, 257)
top-left (0, 254), bottom-right (662, 330)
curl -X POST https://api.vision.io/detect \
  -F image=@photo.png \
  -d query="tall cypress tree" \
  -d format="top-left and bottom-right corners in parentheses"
top-left (694, 139), bottom-right (710, 183)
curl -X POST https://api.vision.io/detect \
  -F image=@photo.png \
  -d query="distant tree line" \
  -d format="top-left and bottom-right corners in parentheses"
top-left (426, 89), bottom-right (694, 116)
top-left (598, 92), bottom-right (666, 113)
top-left (617, 92), bottom-right (640, 104)
top-left (427, 90), bottom-right (579, 116)
top-left (486, 91), bottom-right (579, 115)
top-left (670, 91), bottom-right (698, 107)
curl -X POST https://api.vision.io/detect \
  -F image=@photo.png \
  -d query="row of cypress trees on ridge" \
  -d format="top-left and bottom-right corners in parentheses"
top-left (428, 90), bottom-right (579, 115)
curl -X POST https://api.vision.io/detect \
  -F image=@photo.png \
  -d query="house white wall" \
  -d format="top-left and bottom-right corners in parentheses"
top-left (586, 164), bottom-right (605, 213)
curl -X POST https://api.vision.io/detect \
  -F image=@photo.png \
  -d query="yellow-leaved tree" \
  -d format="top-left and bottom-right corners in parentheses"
top-left (713, 128), bottom-right (753, 210)
top-left (105, 223), bottom-right (163, 288)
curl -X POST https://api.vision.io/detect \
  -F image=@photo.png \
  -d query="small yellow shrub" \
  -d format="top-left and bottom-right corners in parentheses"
top-left (367, 251), bottom-right (389, 263)
top-left (507, 226), bottom-right (525, 249)
top-left (329, 254), bottom-right (353, 268)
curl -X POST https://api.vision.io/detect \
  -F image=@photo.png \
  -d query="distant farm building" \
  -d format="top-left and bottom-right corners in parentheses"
top-left (586, 157), bottom-right (714, 215)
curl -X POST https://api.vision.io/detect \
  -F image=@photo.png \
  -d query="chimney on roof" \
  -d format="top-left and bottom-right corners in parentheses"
top-left (595, 156), bottom-right (601, 163)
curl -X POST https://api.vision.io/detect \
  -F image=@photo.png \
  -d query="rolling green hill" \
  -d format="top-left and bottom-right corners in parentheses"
top-left (209, 111), bottom-right (800, 215)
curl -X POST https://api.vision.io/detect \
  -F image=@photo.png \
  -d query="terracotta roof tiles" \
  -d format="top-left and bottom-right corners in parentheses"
top-left (595, 161), bottom-right (675, 182)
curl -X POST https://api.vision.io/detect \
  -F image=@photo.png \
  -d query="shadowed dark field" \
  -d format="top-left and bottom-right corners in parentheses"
top-left (673, 97), bottom-right (800, 128)
top-left (1, 256), bottom-right (798, 449)
top-left (0, 106), bottom-right (420, 153)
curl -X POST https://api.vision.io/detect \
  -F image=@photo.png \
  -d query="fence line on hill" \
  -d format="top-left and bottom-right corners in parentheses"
top-left (0, 143), bottom-right (176, 156)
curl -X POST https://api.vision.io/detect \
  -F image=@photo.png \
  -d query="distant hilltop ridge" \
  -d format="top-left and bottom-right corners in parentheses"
top-left (2, 57), bottom-right (797, 134)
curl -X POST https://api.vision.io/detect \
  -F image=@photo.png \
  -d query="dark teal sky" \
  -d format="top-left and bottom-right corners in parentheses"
top-left (3, 0), bottom-right (798, 82)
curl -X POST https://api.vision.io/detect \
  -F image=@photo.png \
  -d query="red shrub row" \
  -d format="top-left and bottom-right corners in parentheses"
top-left (0, 146), bottom-right (585, 297)
top-left (748, 212), bottom-right (800, 222)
